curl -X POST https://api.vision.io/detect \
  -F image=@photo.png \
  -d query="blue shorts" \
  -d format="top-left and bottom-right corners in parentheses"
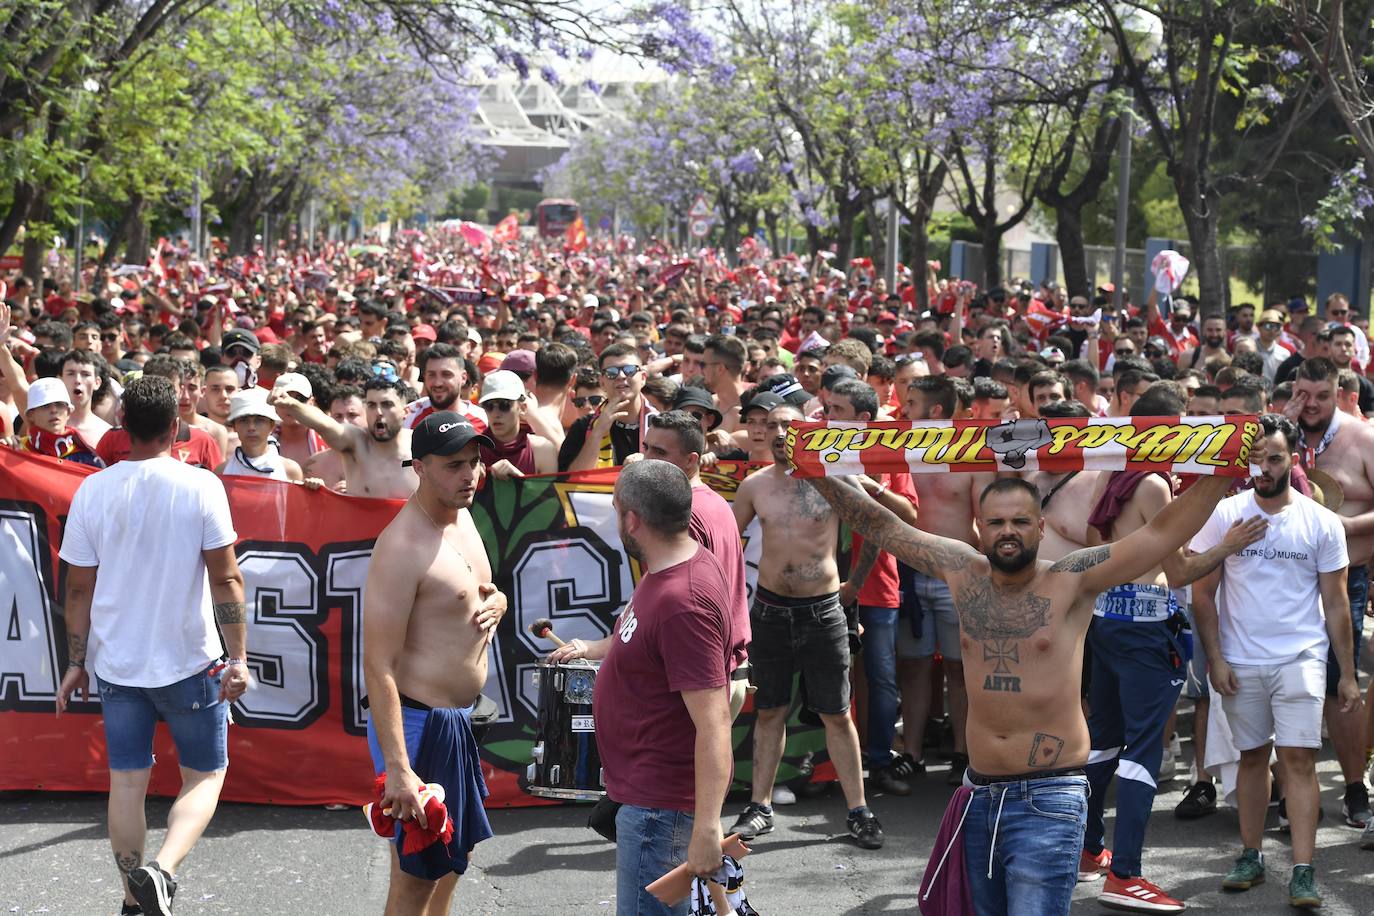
top-left (1326, 564), bottom-right (1367, 697)
top-left (366, 704), bottom-right (493, 880)
top-left (97, 662), bottom-right (229, 773)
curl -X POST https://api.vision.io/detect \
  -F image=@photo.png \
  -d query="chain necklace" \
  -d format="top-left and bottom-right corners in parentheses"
top-left (413, 496), bottom-right (473, 573)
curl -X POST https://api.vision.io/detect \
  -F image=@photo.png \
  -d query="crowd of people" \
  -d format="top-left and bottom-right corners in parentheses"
top-left (4, 226), bottom-right (1374, 915)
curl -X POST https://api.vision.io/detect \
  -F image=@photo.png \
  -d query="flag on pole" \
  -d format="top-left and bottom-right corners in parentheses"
top-left (565, 217), bottom-right (588, 252)
top-left (493, 214), bottom-right (520, 244)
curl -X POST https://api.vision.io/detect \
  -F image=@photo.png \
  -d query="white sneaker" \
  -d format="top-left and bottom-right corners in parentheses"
top-left (1158, 746), bottom-right (1177, 783)
top-left (1169, 732), bottom-right (1182, 759)
top-left (772, 785), bottom-right (797, 806)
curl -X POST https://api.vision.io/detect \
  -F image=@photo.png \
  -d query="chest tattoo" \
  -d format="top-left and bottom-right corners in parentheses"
top-left (954, 579), bottom-right (1051, 642)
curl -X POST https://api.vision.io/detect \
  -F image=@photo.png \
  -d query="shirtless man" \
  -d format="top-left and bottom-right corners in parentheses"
top-left (1290, 357), bottom-right (1374, 829)
top-left (60, 349), bottom-right (112, 445)
top-left (363, 411), bottom-right (506, 915)
top-left (899, 374), bottom-right (994, 780)
top-left (270, 377), bottom-right (417, 499)
top-left (728, 403), bottom-right (887, 850)
top-left (805, 465), bottom-right (1240, 916)
top-left (303, 385), bottom-right (365, 493)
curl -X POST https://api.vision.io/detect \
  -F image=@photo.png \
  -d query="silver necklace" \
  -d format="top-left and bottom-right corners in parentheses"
top-left (413, 497), bottom-right (473, 573)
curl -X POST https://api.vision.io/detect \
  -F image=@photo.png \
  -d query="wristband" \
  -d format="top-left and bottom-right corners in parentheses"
top-left (226, 657), bottom-right (247, 667)
top-left (67, 660), bottom-right (85, 669)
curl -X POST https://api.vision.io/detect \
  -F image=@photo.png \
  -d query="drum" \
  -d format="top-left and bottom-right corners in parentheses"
top-left (525, 661), bottom-right (604, 801)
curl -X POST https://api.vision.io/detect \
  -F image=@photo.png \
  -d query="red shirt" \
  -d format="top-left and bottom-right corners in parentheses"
top-left (96, 422), bottom-right (222, 469)
top-left (593, 546), bottom-right (732, 812)
top-left (689, 484), bottom-right (749, 672)
top-left (1148, 316), bottom-right (1198, 358)
top-left (851, 473), bottom-right (919, 608)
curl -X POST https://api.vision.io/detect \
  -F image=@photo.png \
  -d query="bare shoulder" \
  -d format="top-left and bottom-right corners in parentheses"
top-left (373, 506), bottom-right (430, 569)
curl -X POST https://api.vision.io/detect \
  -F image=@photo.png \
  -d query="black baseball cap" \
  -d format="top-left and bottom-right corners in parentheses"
top-left (741, 391), bottom-right (785, 417)
top-left (404, 411), bottom-right (493, 466)
top-left (222, 328), bottom-right (260, 353)
top-left (756, 373), bottom-right (810, 408)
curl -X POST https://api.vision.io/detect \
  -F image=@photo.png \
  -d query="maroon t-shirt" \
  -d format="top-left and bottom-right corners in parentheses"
top-left (95, 421), bottom-right (222, 469)
top-left (593, 546), bottom-right (732, 812)
top-left (689, 484), bottom-right (749, 672)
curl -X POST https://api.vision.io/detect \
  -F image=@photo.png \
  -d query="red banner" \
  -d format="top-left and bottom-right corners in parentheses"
top-left (786, 416), bottom-right (1259, 478)
top-left (0, 451), bottom-right (829, 807)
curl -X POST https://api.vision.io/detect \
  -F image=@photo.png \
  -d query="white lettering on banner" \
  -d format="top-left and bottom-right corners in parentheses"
top-left (324, 548), bottom-right (372, 735)
top-left (234, 548), bottom-right (328, 728)
top-left (0, 508), bottom-right (60, 709)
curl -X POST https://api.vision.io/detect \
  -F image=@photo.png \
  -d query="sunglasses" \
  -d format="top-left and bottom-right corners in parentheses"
top-left (101, 332), bottom-right (120, 341)
top-left (573, 395), bottom-right (605, 408)
top-left (1331, 309), bottom-right (1349, 316)
top-left (602, 365), bottom-right (641, 379)
top-left (485, 398), bottom-right (521, 412)
top-left (1114, 349), bottom-right (1134, 357)
top-left (1260, 322), bottom-right (1281, 330)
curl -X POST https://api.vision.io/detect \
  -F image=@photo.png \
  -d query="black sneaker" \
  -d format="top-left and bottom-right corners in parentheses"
top-left (1341, 782), bottom-right (1371, 828)
top-left (728, 802), bottom-right (774, 840)
top-left (847, 809), bottom-right (885, 849)
top-left (127, 862), bottom-right (176, 916)
top-left (1175, 781), bottom-right (1218, 820)
top-left (889, 752), bottom-right (925, 779)
top-left (867, 766), bottom-right (911, 797)
top-left (946, 752), bottom-right (969, 786)
top-left (120, 905), bottom-right (143, 916)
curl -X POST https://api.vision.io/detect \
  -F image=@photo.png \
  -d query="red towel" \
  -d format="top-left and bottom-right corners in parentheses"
top-left (1087, 471), bottom-right (1170, 541)
top-left (919, 785), bottom-right (974, 915)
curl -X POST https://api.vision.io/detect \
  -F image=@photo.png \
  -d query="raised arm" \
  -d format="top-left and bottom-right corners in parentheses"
top-left (269, 389), bottom-right (364, 454)
top-left (0, 303), bottom-right (31, 413)
top-left (1068, 474), bottom-right (1233, 594)
top-left (806, 475), bottom-right (980, 580)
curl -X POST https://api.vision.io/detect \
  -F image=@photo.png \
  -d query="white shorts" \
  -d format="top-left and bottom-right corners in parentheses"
top-left (1221, 655), bottom-right (1326, 751)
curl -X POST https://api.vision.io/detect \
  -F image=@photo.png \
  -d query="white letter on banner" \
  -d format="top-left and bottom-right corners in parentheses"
top-left (0, 509), bottom-right (60, 706)
top-left (324, 547), bottom-right (371, 734)
top-left (234, 548), bottom-right (326, 727)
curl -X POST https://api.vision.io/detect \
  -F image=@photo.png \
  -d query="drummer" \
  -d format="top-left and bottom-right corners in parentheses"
top-left (361, 412), bottom-right (510, 914)
top-left (550, 460), bottom-right (735, 916)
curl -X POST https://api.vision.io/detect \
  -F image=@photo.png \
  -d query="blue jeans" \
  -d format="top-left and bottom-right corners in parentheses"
top-left (97, 662), bottom-right (228, 773)
top-left (615, 804), bottom-right (693, 916)
top-left (1327, 564), bottom-right (1367, 695)
top-left (858, 605), bottom-right (900, 770)
top-left (962, 773), bottom-right (1088, 916)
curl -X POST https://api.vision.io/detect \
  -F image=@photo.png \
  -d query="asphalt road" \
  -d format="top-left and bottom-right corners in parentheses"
top-left (3, 748), bottom-right (1372, 915)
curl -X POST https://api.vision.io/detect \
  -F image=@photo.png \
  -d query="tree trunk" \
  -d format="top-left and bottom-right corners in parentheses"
top-left (21, 188), bottom-right (48, 280)
top-left (1055, 205), bottom-right (1089, 298)
top-left (1182, 207), bottom-right (1226, 317)
top-left (980, 219), bottom-right (1003, 290)
top-left (866, 198), bottom-right (887, 278)
top-left (125, 201), bottom-right (149, 266)
top-left (0, 181), bottom-right (36, 258)
top-left (907, 217), bottom-right (932, 312)
top-left (764, 210), bottom-right (779, 253)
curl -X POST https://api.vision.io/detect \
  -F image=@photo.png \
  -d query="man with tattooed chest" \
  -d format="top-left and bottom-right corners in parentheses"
top-left (807, 459), bottom-right (1239, 916)
top-left (729, 403), bottom-right (900, 850)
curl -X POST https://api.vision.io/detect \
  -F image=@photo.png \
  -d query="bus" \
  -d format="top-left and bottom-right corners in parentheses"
top-left (535, 199), bottom-right (579, 238)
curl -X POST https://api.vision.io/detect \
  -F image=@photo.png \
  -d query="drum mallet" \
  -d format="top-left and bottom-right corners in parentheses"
top-left (528, 617), bottom-right (567, 648)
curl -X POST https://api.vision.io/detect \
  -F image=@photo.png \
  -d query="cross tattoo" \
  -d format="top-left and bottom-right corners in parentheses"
top-left (983, 639), bottom-right (1020, 675)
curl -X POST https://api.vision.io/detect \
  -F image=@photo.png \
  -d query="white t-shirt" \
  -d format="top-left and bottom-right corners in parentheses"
top-left (60, 456), bottom-right (237, 688)
top-left (1190, 489), bottom-right (1347, 665)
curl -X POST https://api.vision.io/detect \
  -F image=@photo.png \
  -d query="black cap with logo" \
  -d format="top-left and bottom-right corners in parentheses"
top-left (403, 411), bottom-right (493, 467)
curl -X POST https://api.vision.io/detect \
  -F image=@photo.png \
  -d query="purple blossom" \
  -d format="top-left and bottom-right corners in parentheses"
top-left (1278, 49), bottom-right (1302, 71)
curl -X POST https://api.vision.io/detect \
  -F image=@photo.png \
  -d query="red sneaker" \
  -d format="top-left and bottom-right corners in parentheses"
top-left (1078, 847), bottom-right (1112, 882)
top-left (1098, 873), bottom-right (1185, 913)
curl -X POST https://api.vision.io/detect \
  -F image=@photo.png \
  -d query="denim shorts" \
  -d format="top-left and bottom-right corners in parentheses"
top-left (1326, 564), bottom-right (1367, 696)
top-left (749, 589), bottom-right (850, 715)
top-left (615, 804), bottom-right (693, 916)
top-left (98, 662), bottom-right (228, 773)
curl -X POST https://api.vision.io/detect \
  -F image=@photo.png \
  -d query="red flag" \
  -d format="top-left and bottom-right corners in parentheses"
top-left (458, 221), bottom-right (489, 249)
top-left (493, 214), bottom-right (520, 244)
top-left (565, 217), bottom-right (587, 252)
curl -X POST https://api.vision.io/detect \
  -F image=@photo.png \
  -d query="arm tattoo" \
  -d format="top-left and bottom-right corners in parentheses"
top-left (849, 540), bottom-right (880, 590)
top-left (1027, 732), bottom-right (1066, 768)
top-left (1048, 545), bottom-right (1111, 574)
top-left (66, 630), bottom-right (87, 665)
top-left (807, 476), bottom-right (972, 578)
top-left (214, 601), bottom-right (248, 625)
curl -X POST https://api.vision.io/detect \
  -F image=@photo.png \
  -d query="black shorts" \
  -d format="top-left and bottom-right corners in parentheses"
top-left (749, 588), bottom-right (851, 716)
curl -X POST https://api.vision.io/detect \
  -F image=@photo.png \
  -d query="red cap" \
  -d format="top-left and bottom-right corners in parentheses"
top-left (412, 323), bottom-right (437, 342)
top-left (877, 311), bottom-right (899, 324)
